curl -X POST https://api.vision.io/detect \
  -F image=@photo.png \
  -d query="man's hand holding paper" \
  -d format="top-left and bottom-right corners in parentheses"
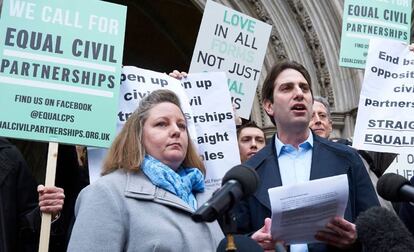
top-left (315, 216), bottom-right (357, 249)
top-left (267, 174), bottom-right (349, 245)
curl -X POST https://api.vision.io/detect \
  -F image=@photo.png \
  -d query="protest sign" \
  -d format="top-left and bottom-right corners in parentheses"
top-left (339, 0), bottom-right (411, 69)
top-left (189, 0), bottom-right (271, 119)
top-left (0, 0), bottom-right (126, 147)
top-left (87, 66), bottom-right (195, 182)
top-left (0, 1), bottom-right (126, 250)
top-left (353, 38), bottom-right (414, 153)
top-left (385, 153), bottom-right (414, 180)
top-left (180, 72), bottom-right (240, 202)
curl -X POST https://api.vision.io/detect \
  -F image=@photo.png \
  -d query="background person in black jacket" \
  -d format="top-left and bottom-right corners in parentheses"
top-left (0, 137), bottom-right (64, 252)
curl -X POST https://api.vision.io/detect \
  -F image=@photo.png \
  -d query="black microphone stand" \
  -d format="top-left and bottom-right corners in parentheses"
top-left (217, 209), bottom-right (238, 251)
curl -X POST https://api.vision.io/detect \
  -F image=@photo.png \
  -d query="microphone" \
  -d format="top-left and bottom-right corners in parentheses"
top-left (192, 165), bottom-right (259, 222)
top-left (355, 206), bottom-right (414, 252)
top-left (377, 173), bottom-right (414, 202)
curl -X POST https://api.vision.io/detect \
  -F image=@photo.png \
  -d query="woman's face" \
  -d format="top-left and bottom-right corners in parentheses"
top-left (143, 102), bottom-right (188, 170)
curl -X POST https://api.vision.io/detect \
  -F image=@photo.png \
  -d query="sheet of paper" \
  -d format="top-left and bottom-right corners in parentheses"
top-left (268, 174), bottom-right (348, 244)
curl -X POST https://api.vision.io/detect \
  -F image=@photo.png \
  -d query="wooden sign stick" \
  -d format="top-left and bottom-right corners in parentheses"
top-left (38, 142), bottom-right (59, 252)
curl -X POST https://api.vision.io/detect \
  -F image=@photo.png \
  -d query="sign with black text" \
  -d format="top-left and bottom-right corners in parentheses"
top-left (339, 0), bottom-right (411, 69)
top-left (0, 0), bottom-right (126, 147)
top-left (180, 72), bottom-right (240, 202)
top-left (385, 153), bottom-right (414, 180)
top-left (353, 38), bottom-right (414, 153)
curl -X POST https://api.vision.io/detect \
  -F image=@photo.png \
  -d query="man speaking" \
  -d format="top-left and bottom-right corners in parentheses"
top-left (234, 61), bottom-right (379, 252)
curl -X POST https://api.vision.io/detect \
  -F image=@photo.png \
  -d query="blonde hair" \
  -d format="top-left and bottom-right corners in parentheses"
top-left (102, 89), bottom-right (205, 175)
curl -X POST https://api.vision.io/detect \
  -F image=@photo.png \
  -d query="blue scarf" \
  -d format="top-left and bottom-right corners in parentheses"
top-left (141, 155), bottom-right (205, 210)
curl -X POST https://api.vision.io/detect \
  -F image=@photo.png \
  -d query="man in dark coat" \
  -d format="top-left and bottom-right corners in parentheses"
top-left (234, 61), bottom-right (379, 252)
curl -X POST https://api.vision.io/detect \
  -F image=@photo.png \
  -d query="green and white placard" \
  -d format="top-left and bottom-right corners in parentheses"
top-left (0, 0), bottom-right (126, 147)
top-left (339, 0), bottom-right (411, 69)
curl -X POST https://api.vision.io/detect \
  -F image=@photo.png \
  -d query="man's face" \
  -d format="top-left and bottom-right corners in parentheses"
top-left (309, 101), bottom-right (332, 138)
top-left (263, 69), bottom-right (313, 131)
top-left (238, 127), bottom-right (266, 162)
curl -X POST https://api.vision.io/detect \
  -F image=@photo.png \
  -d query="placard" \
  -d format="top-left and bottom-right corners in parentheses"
top-left (339, 0), bottom-right (411, 69)
top-left (180, 72), bottom-right (240, 202)
top-left (0, 0), bottom-right (126, 147)
top-left (353, 38), bottom-right (414, 153)
top-left (189, 0), bottom-right (271, 119)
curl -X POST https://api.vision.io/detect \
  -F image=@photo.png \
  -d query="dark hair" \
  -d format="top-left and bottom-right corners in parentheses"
top-left (261, 60), bottom-right (313, 125)
top-left (261, 60), bottom-right (313, 103)
top-left (236, 121), bottom-right (264, 138)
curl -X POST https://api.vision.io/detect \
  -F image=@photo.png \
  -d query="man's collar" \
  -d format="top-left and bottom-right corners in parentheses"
top-left (275, 129), bottom-right (313, 155)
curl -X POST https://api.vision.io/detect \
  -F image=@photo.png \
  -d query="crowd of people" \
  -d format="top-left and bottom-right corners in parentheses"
top-left (1, 10), bottom-right (414, 252)
top-left (3, 56), bottom-right (414, 252)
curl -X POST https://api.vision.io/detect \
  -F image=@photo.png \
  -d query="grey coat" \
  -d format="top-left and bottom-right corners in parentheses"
top-left (67, 169), bottom-right (223, 252)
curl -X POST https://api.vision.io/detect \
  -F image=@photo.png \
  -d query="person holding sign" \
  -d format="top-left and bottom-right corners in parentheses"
top-left (68, 89), bottom-right (222, 251)
top-left (234, 61), bottom-right (379, 251)
top-left (0, 137), bottom-right (64, 252)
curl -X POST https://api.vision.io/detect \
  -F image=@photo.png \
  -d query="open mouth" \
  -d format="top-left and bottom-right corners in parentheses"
top-left (291, 104), bottom-right (306, 111)
top-left (291, 104), bottom-right (308, 116)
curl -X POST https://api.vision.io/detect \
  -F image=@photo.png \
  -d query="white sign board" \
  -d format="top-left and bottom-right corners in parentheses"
top-left (189, 0), bottom-right (271, 119)
top-left (353, 38), bottom-right (414, 154)
top-left (180, 72), bottom-right (240, 202)
top-left (385, 153), bottom-right (414, 180)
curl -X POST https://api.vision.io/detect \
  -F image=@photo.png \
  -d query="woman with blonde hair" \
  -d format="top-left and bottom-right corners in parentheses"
top-left (68, 89), bottom-right (222, 251)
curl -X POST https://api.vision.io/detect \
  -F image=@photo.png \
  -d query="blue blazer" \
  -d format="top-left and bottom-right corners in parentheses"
top-left (234, 133), bottom-right (380, 252)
